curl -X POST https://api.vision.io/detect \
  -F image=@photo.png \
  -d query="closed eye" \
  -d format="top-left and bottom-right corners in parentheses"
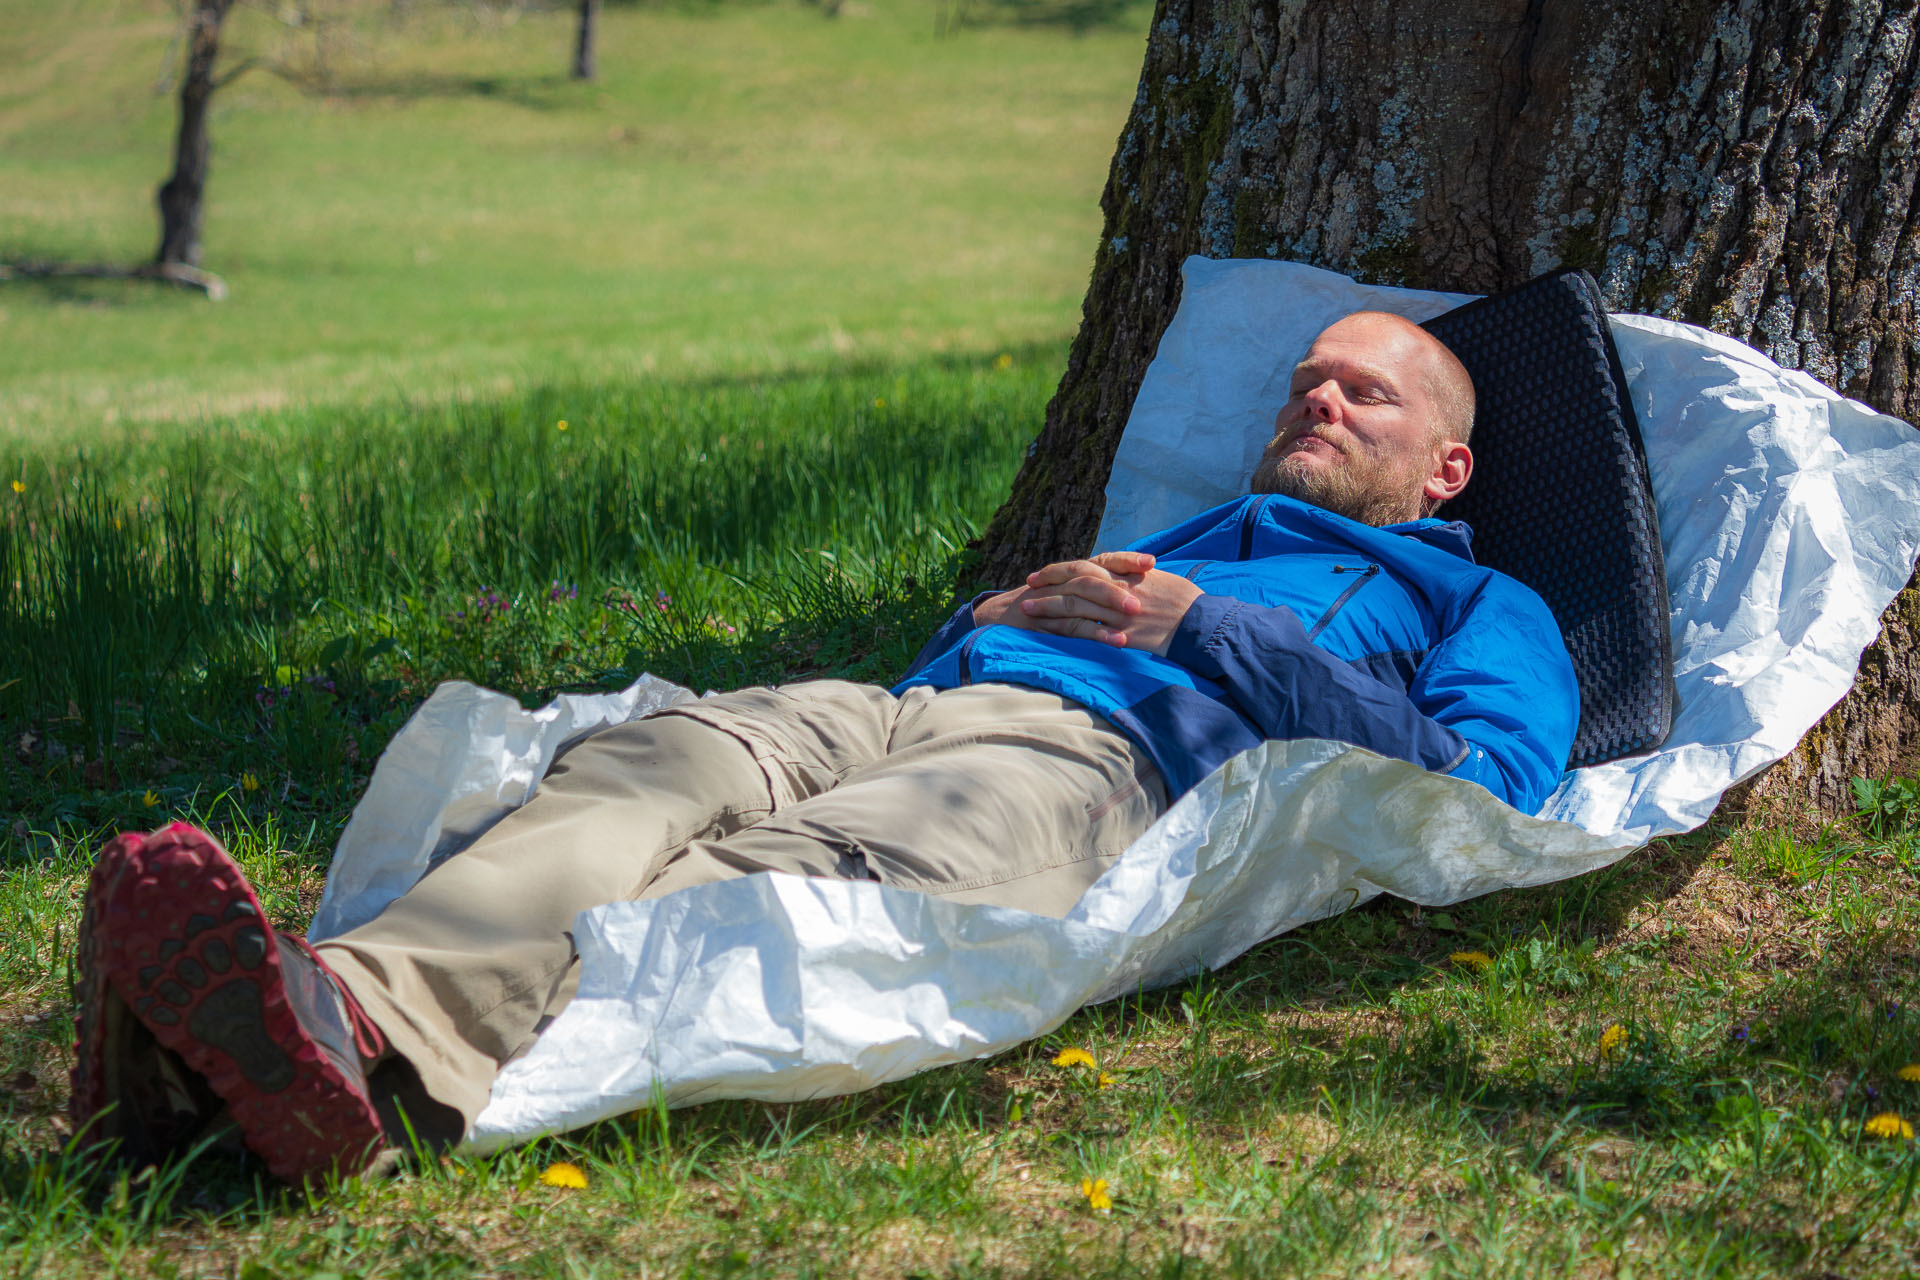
top-left (1291, 377), bottom-right (1396, 405)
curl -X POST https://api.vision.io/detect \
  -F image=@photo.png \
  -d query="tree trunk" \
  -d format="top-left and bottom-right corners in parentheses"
top-left (978, 0), bottom-right (1920, 816)
top-left (155, 0), bottom-right (235, 269)
top-left (572, 0), bottom-right (600, 81)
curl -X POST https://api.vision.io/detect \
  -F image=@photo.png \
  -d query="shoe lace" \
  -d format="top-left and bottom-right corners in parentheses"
top-left (286, 934), bottom-right (387, 1062)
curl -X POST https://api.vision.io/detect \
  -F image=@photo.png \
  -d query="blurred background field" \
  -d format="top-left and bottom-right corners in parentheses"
top-left (0, 0), bottom-right (1147, 437)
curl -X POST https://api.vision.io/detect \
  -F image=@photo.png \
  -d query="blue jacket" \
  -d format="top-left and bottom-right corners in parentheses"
top-left (895, 493), bottom-right (1579, 813)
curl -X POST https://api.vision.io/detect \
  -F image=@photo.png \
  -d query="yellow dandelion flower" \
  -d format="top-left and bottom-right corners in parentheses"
top-left (994, 353), bottom-right (1014, 370)
top-left (538, 1160), bottom-right (588, 1188)
top-left (556, 419), bottom-right (569, 431)
top-left (242, 772), bottom-right (260, 794)
top-left (1080, 1177), bottom-right (1112, 1212)
top-left (1051, 1047), bottom-right (1096, 1070)
top-left (873, 398), bottom-right (887, 409)
top-left (140, 789), bottom-right (161, 808)
top-left (1449, 950), bottom-right (1492, 972)
top-left (1599, 1023), bottom-right (1628, 1056)
top-left (1898, 1064), bottom-right (1920, 1083)
top-left (113, 518), bottom-right (122, 531)
top-left (1096, 1071), bottom-right (1116, 1090)
top-left (10, 480), bottom-right (23, 494)
top-left (1865, 1112), bottom-right (1915, 1141)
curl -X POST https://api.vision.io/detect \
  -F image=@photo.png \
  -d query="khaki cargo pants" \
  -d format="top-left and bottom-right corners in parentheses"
top-left (315, 680), bottom-right (1167, 1130)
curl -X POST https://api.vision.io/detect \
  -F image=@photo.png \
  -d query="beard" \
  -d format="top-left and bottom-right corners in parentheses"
top-left (1250, 436), bottom-right (1429, 527)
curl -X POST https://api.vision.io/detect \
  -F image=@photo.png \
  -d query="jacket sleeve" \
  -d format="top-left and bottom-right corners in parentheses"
top-left (1163, 584), bottom-right (1578, 813)
top-left (900, 591), bottom-right (997, 681)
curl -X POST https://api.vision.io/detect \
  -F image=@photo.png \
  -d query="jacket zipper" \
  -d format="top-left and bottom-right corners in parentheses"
top-left (1306, 563), bottom-right (1380, 640)
top-left (957, 632), bottom-right (980, 684)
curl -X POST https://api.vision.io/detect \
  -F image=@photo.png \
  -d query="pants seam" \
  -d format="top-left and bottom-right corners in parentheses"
top-left (920, 843), bottom-right (1130, 896)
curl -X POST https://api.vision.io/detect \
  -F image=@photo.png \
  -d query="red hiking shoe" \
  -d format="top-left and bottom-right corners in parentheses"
top-left (72, 822), bottom-right (391, 1184)
top-left (71, 832), bottom-right (228, 1166)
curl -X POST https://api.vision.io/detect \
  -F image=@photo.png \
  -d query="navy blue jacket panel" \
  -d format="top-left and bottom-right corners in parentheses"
top-left (895, 493), bottom-right (1579, 813)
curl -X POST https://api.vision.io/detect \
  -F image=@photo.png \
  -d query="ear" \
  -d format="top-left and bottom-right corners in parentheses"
top-left (1422, 440), bottom-right (1472, 507)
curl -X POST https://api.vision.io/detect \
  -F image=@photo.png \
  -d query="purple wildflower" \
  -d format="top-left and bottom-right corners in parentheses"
top-left (466, 588), bottom-right (514, 622)
top-left (1731, 1024), bottom-right (1750, 1043)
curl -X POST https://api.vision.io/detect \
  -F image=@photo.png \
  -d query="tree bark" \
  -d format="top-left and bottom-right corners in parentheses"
top-left (155, 0), bottom-right (236, 269)
top-left (572, 0), bottom-right (600, 81)
top-left (979, 0), bottom-right (1920, 816)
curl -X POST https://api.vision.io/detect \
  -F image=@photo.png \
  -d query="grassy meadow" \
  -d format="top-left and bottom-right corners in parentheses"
top-left (0, 0), bottom-right (1139, 436)
top-left (4, 1), bottom-right (1920, 1277)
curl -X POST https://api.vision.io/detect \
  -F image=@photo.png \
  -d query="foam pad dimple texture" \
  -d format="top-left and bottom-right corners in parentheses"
top-left (1423, 269), bottom-right (1673, 768)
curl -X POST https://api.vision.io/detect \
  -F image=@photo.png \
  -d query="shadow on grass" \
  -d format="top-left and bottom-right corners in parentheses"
top-left (0, 266), bottom-right (220, 307)
top-left (945, 0), bottom-right (1150, 33)
top-left (305, 71), bottom-right (574, 110)
top-left (0, 274), bottom-right (138, 308)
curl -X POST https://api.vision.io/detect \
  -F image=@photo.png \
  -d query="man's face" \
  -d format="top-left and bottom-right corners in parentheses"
top-left (1250, 312), bottom-right (1457, 526)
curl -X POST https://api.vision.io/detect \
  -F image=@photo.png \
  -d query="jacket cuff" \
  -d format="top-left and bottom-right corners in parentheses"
top-left (1164, 593), bottom-right (1244, 675)
top-left (900, 591), bottom-right (996, 680)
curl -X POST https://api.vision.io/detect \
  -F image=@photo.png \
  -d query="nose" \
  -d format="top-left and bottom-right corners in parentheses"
top-left (1302, 378), bottom-right (1341, 423)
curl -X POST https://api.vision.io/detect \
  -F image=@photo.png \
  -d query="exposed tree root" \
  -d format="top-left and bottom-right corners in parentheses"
top-left (0, 260), bottom-right (228, 300)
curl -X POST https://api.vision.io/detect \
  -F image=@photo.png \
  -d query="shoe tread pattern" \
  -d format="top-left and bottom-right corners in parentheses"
top-left (91, 823), bottom-right (383, 1185)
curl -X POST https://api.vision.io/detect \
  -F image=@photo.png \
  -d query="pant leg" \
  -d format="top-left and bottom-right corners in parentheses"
top-left (316, 679), bottom-right (898, 1129)
top-left (315, 703), bottom-right (765, 1127)
top-left (316, 679), bottom-right (1161, 1129)
top-left (641, 683), bottom-right (1167, 917)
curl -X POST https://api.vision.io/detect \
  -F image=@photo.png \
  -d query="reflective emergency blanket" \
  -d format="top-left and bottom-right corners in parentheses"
top-left (309, 258), bottom-right (1920, 1150)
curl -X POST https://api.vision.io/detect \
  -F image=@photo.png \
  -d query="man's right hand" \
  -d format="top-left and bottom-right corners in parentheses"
top-left (971, 552), bottom-right (1157, 638)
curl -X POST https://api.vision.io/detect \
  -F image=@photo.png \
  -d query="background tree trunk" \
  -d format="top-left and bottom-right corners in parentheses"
top-left (978, 0), bottom-right (1920, 816)
top-left (155, 0), bottom-right (236, 268)
top-left (572, 0), bottom-right (601, 81)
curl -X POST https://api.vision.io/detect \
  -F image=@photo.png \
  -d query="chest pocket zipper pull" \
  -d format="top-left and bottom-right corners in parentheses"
top-left (1306, 564), bottom-right (1380, 641)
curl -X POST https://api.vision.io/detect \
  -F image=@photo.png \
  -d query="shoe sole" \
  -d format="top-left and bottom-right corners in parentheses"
top-left (89, 822), bottom-right (383, 1185)
top-left (69, 832), bottom-right (140, 1148)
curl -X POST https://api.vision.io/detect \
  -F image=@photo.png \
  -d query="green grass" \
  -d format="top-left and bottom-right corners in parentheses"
top-left (1, 348), bottom-right (1054, 828)
top-left (0, 0), bottom-right (1147, 437)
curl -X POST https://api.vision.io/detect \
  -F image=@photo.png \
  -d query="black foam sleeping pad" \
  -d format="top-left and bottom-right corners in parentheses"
top-left (1421, 268), bottom-right (1674, 769)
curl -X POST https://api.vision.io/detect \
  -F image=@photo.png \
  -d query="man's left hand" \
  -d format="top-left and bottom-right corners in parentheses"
top-left (1018, 560), bottom-right (1203, 655)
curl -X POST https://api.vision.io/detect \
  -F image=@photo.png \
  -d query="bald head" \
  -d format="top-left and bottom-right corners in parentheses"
top-left (1335, 312), bottom-right (1476, 445)
top-left (1250, 310), bottom-right (1478, 525)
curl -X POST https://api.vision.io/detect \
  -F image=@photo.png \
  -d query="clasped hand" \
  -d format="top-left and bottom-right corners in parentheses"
top-left (971, 552), bottom-right (1202, 655)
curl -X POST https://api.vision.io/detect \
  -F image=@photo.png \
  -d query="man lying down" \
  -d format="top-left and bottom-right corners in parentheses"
top-left (70, 310), bottom-right (1579, 1183)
